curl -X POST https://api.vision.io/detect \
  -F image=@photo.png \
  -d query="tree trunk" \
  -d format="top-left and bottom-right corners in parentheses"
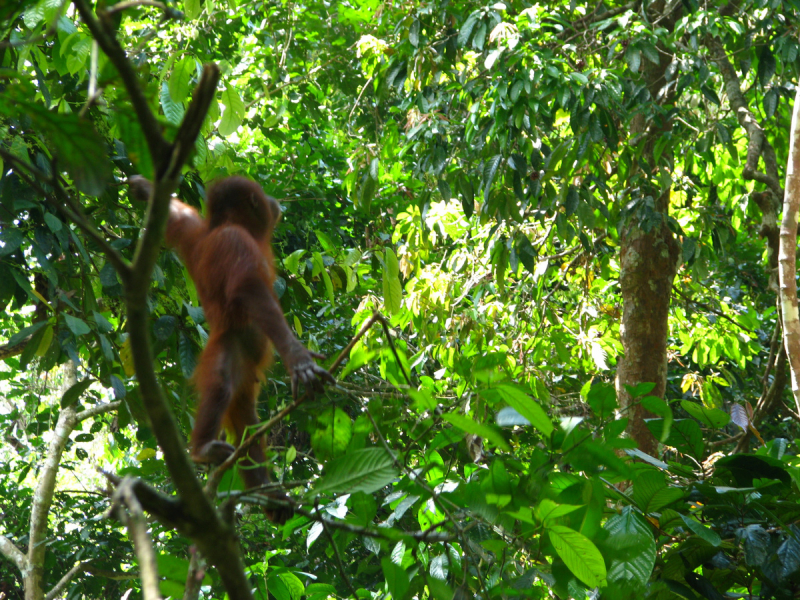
top-left (615, 0), bottom-right (682, 456)
top-left (616, 225), bottom-right (680, 455)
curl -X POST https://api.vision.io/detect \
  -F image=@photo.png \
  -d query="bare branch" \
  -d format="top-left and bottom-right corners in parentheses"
top-left (0, 535), bottom-right (26, 572)
top-left (76, 401), bottom-right (122, 422)
top-left (110, 478), bottom-right (162, 600)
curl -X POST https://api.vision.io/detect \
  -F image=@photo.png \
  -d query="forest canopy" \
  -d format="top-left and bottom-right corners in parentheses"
top-left (2, 0), bottom-right (800, 599)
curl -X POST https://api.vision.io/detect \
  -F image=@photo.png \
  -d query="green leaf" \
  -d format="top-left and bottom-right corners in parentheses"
top-left (219, 84), bottom-right (244, 136)
top-left (160, 81), bottom-right (185, 125)
top-left (625, 46), bottom-right (641, 73)
top-left (178, 332), bottom-right (197, 378)
top-left (169, 56), bottom-right (195, 103)
top-left (283, 248), bottom-right (305, 275)
top-left (495, 384), bottom-right (553, 437)
top-left (61, 378), bottom-right (93, 408)
top-left (184, 0), bottom-right (202, 19)
top-left (277, 572), bottom-right (304, 600)
top-left (382, 248), bottom-right (402, 315)
top-left (63, 314), bottom-right (90, 336)
top-left (633, 469), bottom-right (683, 513)
top-left (409, 18), bottom-right (420, 47)
top-left (458, 12), bottom-right (481, 47)
top-left (483, 154), bottom-right (503, 202)
top-left (640, 395), bottom-right (672, 442)
top-left (438, 178), bottom-right (452, 202)
top-left (679, 514), bottom-right (721, 546)
top-left (321, 269), bottom-right (334, 302)
top-left (0, 228), bottom-right (24, 257)
top-left (604, 508), bottom-right (655, 587)
top-left (8, 321), bottom-right (48, 346)
top-left (586, 382), bottom-right (617, 419)
top-left (43, 213), bottom-right (62, 232)
top-left (381, 558), bottom-right (410, 600)
top-left (547, 525), bottom-right (607, 588)
top-left (315, 448), bottom-right (398, 494)
top-left (310, 407), bottom-right (353, 461)
top-left (442, 412), bottom-right (510, 451)
top-left (92, 311), bottom-right (113, 334)
top-left (680, 400), bottom-right (730, 429)
top-left (757, 45), bottom-right (776, 88)
top-left (153, 316), bottom-right (176, 341)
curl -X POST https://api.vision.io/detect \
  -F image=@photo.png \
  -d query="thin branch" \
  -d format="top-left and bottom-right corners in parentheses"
top-left (315, 498), bottom-right (360, 600)
top-left (706, 37), bottom-right (783, 196)
top-left (672, 286), bottom-right (753, 332)
top-left (45, 561), bottom-right (92, 600)
top-left (76, 401), bottom-right (122, 422)
top-left (106, 0), bottom-right (167, 15)
top-left (110, 478), bottom-right (162, 600)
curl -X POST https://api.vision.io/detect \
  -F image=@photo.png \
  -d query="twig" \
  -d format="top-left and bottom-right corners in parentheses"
top-left (106, 0), bottom-right (168, 15)
top-left (209, 311), bottom-right (383, 487)
top-left (315, 498), bottom-right (360, 600)
top-left (672, 286), bottom-right (753, 332)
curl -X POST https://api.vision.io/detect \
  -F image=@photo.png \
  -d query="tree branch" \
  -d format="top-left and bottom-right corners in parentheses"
top-left (110, 478), bottom-right (162, 600)
top-left (706, 37), bottom-right (783, 197)
top-left (0, 535), bottom-right (26, 572)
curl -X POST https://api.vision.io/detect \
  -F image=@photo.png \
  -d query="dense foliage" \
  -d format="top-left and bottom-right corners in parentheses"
top-left (2, 0), bottom-right (800, 599)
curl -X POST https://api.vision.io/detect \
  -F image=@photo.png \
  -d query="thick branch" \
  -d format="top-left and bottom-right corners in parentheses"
top-left (27, 406), bottom-right (80, 599)
top-left (778, 83), bottom-right (800, 414)
top-left (707, 38), bottom-right (783, 196)
top-left (0, 535), bottom-right (26, 572)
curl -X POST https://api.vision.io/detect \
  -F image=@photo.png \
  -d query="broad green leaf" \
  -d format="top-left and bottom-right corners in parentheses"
top-left (277, 572), bottom-right (304, 600)
top-left (0, 228), bottom-right (24, 257)
top-left (63, 314), bottom-right (90, 336)
top-left (184, 0), bottom-right (202, 20)
top-left (442, 412), bottom-right (510, 451)
top-left (641, 395), bottom-right (672, 442)
top-left (219, 84), bottom-right (244, 136)
top-left (604, 508), bottom-right (655, 587)
top-left (310, 407), bottom-right (353, 461)
top-left (680, 400), bottom-right (730, 429)
top-left (322, 269), bottom-right (334, 302)
top-left (495, 384), bottom-right (553, 436)
top-left (61, 378), bottom-right (92, 408)
top-left (547, 524), bottom-right (607, 588)
top-left (160, 81), bottom-right (185, 125)
top-left (315, 448), bottom-right (398, 494)
top-left (535, 499), bottom-right (582, 524)
top-left (382, 248), bottom-right (402, 315)
top-left (381, 558), bottom-right (410, 600)
top-left (283, 249), bottom-right (305, 275)
top-left (680, 514), bottom-right (721, 546)
top-left (586, 382), bottom-right (617, 419)
top-left (169, 56), bottom-right (195, 103)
